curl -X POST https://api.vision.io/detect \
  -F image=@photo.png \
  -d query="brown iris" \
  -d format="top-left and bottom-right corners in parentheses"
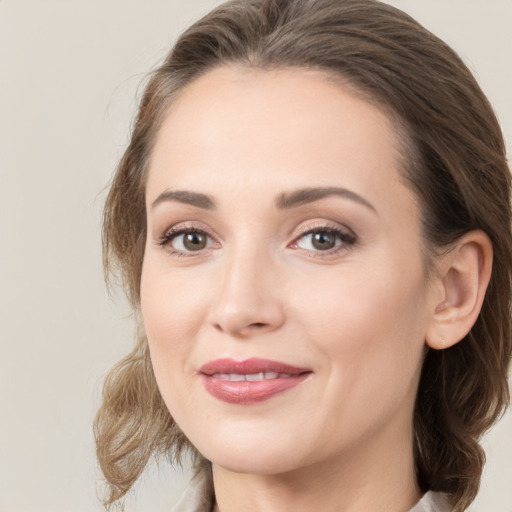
top-left (311, 231), bottom-right (337, 250)
top-left (183, 232), bottom-right (208, 251)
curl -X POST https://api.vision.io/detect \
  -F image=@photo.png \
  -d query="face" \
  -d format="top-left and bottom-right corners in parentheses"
top-left (141, 66), bottom-right (437, 476)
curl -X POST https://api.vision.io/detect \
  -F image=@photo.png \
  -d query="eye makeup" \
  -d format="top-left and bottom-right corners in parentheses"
top-left (156, 219), bottom-right (357, 260)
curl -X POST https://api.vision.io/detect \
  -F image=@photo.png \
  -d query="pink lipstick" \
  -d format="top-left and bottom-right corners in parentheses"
top-left (199, 358), bottom-right (311, 405)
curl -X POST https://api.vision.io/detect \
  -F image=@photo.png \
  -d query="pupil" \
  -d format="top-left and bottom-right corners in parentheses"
top-left (184, 232), bottom-right (206, 251)
top-left (312, 231), bottom-right (336, 250)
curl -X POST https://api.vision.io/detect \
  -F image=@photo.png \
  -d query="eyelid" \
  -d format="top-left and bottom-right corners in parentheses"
top-left (158, 220), bottom-right (218, 240)
top-left (291, 220), bottom-right (356, 243)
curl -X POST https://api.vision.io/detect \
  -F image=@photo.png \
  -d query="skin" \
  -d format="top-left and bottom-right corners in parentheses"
top-left (140, 66), bottom-right (484, 512)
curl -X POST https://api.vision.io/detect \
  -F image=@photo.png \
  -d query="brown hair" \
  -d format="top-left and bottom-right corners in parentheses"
top-left (94, 1), bottom-right (512, 510)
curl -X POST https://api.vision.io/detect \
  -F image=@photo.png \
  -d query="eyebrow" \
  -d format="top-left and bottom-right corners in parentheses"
top-left (151, 186), bottom-right (376, 213)
top-left (151, 190), bottom-right (216, 210)
top-left (275, 186), bottom-right (376, 213)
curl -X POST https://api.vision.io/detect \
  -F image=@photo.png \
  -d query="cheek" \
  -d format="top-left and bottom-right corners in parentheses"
top-left (299, 266), bottom-right (428, 446)
top-left (140, 261), bottom-right (216, 425)
top-left (297, 257), bottom-right (429, 393)
top-left (140, 259), bottom-right (209, 383)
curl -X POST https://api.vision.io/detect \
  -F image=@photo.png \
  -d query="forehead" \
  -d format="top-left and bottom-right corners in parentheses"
top-left (147, 66), bottom-right (412, 214)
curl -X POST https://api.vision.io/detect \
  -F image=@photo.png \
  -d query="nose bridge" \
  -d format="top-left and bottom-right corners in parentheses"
top-left (209, 234), bottom-right (284, 336)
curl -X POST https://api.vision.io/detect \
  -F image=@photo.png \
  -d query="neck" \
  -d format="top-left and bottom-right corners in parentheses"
top-left (211, 419), bottom-right (421, 512)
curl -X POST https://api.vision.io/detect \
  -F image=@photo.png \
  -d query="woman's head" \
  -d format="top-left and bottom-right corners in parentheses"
top-left (95, 1), bottom-right (512, 510)
top-left (143, 64), bottom-right (447, 482)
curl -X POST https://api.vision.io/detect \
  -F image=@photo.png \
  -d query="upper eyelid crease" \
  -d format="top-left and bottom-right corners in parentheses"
top-left (150, 187), bottom-right (377, 214)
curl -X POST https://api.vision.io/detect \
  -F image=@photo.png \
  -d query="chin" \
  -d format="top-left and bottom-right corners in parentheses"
top-left (191, 433), bottom-right (304, 476)
top-left (209, 453), bottom-right (299, 476)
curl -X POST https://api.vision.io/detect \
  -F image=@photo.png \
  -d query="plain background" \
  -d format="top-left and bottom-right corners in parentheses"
top-left (1, 1), bottom-right (511, 511)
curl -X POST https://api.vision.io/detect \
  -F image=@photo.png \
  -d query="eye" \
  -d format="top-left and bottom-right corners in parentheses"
top-left (158, 227), bottom-right (216, 255)
top-left (292, 226), bottom-right (356, 255)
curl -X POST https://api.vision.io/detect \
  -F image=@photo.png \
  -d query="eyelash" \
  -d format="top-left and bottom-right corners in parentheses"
top-left (157, 223), bottom-right (357, 259)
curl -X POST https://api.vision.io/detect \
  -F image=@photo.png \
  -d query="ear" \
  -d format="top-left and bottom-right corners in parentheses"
top-left (425, 230), bottom-right (493, 350)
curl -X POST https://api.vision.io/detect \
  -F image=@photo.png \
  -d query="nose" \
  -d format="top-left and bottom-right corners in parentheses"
top-left (208, 246), bottom-right (285, 338)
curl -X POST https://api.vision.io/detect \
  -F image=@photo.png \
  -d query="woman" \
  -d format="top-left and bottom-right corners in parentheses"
top-left (94, 0), bottom-right (512, 511)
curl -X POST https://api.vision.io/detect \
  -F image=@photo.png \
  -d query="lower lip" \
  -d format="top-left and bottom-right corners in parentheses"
top-left (200, 374), bottom-right (309, 405)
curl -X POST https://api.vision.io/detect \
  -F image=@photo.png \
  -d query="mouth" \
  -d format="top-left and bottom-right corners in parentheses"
top-left (208, 371), bottom-right (293, 381)
top-left (198, 358), bottom-right (312, 405)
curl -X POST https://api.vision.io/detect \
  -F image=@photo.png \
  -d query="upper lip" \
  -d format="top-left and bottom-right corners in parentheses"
top-left (199, 357), bottom-right (311, 376)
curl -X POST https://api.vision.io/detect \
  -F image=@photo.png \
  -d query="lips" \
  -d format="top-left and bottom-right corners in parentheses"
top-left (199, 358), bottom-right (311, 405)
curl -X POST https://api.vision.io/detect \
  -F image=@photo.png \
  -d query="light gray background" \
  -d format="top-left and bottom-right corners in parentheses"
top-left (1, 1), bottom-right (511, 511)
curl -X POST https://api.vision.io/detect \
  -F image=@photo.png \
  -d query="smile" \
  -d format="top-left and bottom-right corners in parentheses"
top-left (199, 358), bottom-right (311, 405)
top-left (211, 372), bottom-right (291, 381)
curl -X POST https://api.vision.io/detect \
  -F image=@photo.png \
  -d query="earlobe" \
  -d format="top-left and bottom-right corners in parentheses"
top-left (425, 230), bottom-right (493, 350)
